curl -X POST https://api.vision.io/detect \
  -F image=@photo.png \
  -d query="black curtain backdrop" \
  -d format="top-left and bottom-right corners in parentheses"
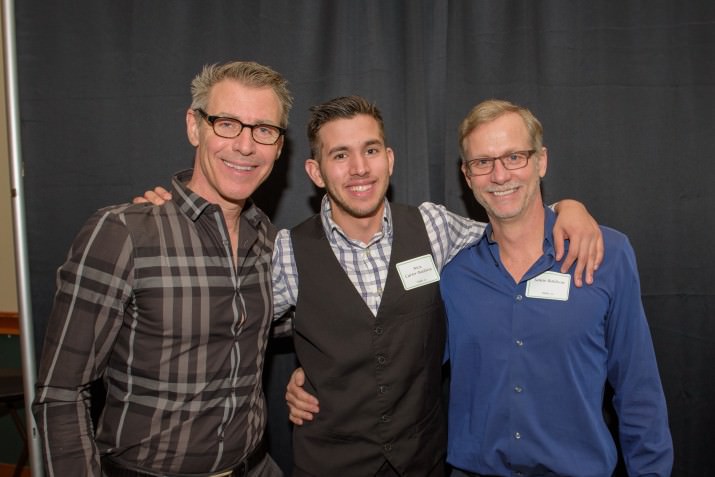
top-left (14, 1), bottom-right (714, 475)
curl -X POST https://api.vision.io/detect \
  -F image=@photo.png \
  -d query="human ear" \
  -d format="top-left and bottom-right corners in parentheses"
top-left (305, 158), bottom-right (325, 188)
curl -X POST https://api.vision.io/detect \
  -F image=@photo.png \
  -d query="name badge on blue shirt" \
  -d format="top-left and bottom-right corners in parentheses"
top-left (525, 271), bottom-right (571, 301)
top-left (396, 254), bottom-right (440, 290)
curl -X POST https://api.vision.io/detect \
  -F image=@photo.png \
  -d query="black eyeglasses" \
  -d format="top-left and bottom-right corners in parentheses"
top-left (464, 150), bottom-right (536, 176)
top-left (194, 109), bottom-right (285, 145)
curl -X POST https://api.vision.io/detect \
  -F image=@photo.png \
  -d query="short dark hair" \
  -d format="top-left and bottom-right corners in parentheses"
top-left (307, 95), bottom-right (385, 160)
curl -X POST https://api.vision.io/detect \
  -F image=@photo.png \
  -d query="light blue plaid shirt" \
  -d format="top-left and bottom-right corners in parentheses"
top-left (273, 196), bottom-right (486, 318)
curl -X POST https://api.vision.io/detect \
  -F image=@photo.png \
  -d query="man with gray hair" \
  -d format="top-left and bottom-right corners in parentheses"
top-left (34, 60), bottom-right (290, 477)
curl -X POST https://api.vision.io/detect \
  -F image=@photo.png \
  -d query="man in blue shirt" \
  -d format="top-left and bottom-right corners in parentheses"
top-left (441, 99), bottom-right (673, 477)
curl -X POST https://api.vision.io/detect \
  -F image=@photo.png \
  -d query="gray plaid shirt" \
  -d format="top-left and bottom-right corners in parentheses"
top-left (273, 196), bottom-right (486, 317)
top-left (35, 169), bottom-right (276, 476)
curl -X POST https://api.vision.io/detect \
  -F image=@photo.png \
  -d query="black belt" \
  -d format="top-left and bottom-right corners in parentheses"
top-left (102, 440), bottom-right (267, 477)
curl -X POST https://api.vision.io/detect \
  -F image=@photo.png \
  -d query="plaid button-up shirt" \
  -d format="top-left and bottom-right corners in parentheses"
top-left (35, 169), bottom-right (276, 476)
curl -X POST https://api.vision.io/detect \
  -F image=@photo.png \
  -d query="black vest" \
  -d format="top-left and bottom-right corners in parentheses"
top-left (290, 204), bottom-right (446, 476)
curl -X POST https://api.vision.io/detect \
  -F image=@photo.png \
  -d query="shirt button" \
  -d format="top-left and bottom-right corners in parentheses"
top-left (515, 339), bottom-right (524, 347)
top-left (514, 385), bottom-right (523, 393)
top-left (516, 294), bottom-right (523, 301)
top-left (514, 432), bottom-right (522, 439)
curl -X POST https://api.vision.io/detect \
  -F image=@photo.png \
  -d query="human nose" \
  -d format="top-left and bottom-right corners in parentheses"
top-left (349, 154), bottom-right (369, 175)
top-left (232, 127), bottom-right (256, 154)
top-left (490, 157), bottom-right (511, 182)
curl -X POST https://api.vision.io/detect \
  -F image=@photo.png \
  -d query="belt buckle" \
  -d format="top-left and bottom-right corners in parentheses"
top-left (209, 471), bottom-right (233, 477)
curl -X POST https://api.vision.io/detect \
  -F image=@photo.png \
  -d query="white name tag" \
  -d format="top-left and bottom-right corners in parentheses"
top-left (525, 271), bottom-right (571, 301)
top-left (396, 254), bottom-right (440, 290)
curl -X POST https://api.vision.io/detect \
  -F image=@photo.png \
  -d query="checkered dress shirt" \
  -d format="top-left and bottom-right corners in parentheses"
top-left (35, 169), bottom-right (276, 476)
top-left (273, 196), bottom-right (486, 317)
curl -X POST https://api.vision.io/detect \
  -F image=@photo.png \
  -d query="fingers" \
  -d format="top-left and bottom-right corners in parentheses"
top-left (566, 243), bottom-right (585, 287)
top-left (133, 190), bottom-right (165, 206)
top-left (560, 238), bottom-right (581, 285)
top-left (287, 397), bottom-right (314, 425)
top-left (145, 190), bottom-right (166, 206)
top-left (586, 231), bottom-right (605, 283)
top-left (552, 199), bottom-right (603, 287)
top-left (285, 368), bottom-right (319, 426)
top-left (132, 186), bottom-right (172, 206)
top-left (293, 367), bottom-right (305, 386)
top-left (559, 224), bottom-right (604, 287)
top-left (131, 192), bottom-right (151, 204)
top-left (285, 382), bottom-right (319, 412)
top-left (552, 226), bottom-right (566, 263)
top-left (154, 186), bottom-right (173, 201)
top-left (286, 389), bottom-right (318, 425)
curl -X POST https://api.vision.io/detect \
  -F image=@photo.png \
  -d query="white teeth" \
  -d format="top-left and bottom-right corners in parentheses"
top-left (223, 160), bottom-right (254, 171)
top-left (350, 185), bottom-right (371, 192)
top-left (492, 189), bottom-right (516, 196)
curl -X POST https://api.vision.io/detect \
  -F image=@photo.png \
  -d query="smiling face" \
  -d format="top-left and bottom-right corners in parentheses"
top-left (305, 114), bottom-right (394, 232)
top-left (186, 79), bottom-right (283, 211)
top-left (461, 112), bottom-right (547, 224)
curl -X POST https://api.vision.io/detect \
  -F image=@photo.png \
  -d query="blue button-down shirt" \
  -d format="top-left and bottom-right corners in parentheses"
top-left (440, 207), bottom-right (672, 477)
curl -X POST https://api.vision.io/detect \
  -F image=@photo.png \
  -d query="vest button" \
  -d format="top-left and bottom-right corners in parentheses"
top-left (380, 414), bottom-right (391, 423)
top-left (374, 326), bottom-right (384, 335)
top-left (383, 443), bottom-right (392, 452)
top-left (378, 385), bottom-right (389, 394)
top-left (376, 354), bottom-right (386, 365)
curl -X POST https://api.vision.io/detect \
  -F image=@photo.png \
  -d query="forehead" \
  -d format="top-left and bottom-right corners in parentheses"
top-left (464, 112), bottom-right (530, 155)
top-left (206, 79), bottom-right (281, 123)
top-left (317, 114), bottom-right (383, 148)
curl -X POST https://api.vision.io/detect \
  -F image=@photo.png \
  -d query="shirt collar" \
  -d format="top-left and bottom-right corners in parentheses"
top-left (171, 169), bottom-right (263, 227)
top-left (481, 205), bottom-right (557, 244)
top-left (481, 205), bottom-right (561, 266)
top-left (318, 194), bottom-right (393, 246)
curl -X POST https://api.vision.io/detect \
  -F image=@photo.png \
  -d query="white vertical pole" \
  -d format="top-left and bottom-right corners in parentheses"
top-left (2, 0), bottom-right (44, 475)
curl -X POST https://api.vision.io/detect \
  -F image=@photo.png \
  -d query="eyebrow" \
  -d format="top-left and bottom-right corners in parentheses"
top-left (327, 139), bottom-right (383, 156)
top-left (213, 112), bottom-right (280, 126)
top-left (472, 148), bottom-right (532, 159)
